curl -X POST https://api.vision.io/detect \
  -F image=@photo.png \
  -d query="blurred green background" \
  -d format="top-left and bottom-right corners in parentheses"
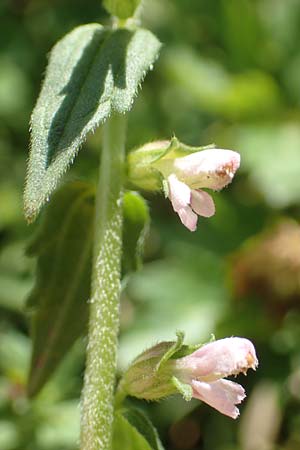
top-left (1, 0), bottom-right (300, 449)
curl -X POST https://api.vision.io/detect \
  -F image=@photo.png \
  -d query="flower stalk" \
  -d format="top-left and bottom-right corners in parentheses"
top-left (80, 114), bottom-right (126, 450)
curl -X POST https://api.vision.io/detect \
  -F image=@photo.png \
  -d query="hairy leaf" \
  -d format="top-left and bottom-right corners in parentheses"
top-left (27, 182), bottom-right (94, 397)
top-left (103, 0), bottom-right (141, 19)
top-left (24, 24), bottom-right (161, 221)
top-left (122, 191), bottom-right (149, 274)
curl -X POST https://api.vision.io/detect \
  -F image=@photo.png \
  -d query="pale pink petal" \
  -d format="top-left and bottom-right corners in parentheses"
top-left (177, 206), bottom-right (198, 232)
top-left (190, 189), bottom-right (215, 217)
top-left (176, 337), bottom-right (258, 381)
top-left (174, 149), bottom-right (240, 190)
top-left (167, 174), bottom-right (197, 231)
top-left (191, 379), bottom-right (246, 419)
top-left (167, 174), bottom-right (191, 212)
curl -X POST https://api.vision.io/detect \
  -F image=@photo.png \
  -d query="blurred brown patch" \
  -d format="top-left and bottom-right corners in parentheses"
top-left (231, 219), bottom-right (300, 316)
top-left (169, 418), bottom-right (201, 450)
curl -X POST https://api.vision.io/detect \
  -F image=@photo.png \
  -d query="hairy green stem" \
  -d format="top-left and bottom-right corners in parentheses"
top-left (80, 114), bottom-right (126, 450)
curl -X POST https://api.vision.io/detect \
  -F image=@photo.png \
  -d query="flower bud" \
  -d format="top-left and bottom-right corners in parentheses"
top-left (119, 341), bottom-right (177, 400)
top-left (127, 140), bottom-right (171, 191)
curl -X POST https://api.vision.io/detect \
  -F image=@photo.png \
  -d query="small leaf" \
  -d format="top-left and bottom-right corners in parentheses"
top-left (113, 412), bottom-right (153, 450)
top-left (122, 408), bottom-right (165, 450)
top-left (24, 24), bottom-right (161, 221)
top-left (27, 182), bottom-right (94, 397)
top-left (122, 191), bottom-right (150, 274)
top-left (103, 0), bottom-right (141, 19)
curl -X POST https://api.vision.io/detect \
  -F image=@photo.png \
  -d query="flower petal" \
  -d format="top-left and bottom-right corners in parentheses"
top-left (177, 206), bottom-right (198, 232)
top-left (167, 174), bottom-right (191, 212)
top-left (191, 379), bottom-right (246, 419)
top-left (191, 189), bottom-right (215, 217)
top-left (176, 337), bottom-right (258, 381)
top-left (173, 149), bottom-right (240, 190)
top-left (167, 174), bottom-right (198, 231)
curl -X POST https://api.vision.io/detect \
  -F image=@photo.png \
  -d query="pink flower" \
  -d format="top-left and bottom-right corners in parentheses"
top-left (164, 149), bottom-right (240, 231)
top-left (174, 337), bottom-right (258, 419)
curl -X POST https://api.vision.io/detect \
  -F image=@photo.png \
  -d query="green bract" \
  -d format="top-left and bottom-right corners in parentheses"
top-left (24, 23), bottom-right (161, 222)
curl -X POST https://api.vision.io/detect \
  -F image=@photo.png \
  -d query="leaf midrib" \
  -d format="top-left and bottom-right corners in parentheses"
top-left (49, 27), bottom-right (111, 158)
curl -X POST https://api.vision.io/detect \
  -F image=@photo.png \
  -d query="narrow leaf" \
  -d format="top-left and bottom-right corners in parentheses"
top-left (103, 0), bottom-right (141, 19)
top-left (25, 24), bottom-right (161, 221)
top-left (27, 182), bottom-right (94, 397)
top-left (122, 191), bottom-right (150, 274)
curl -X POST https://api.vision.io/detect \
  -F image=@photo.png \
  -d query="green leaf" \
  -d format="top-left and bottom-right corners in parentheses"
top-left (27, 182), bottom-right (94, 397)
top-left (103, 0), bottom-right (141, 19)
top-left (24, 24), bottom-right (161, 222)
top-left (122, 191), bottom-right (150, 274)
top-left (122, 408), bottom-right (165, 450)
top-left (113, 412), bottom-right (154, 450)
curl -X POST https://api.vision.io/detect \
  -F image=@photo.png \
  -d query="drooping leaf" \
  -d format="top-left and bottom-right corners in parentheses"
top-left (103, 0), bottom-right (141, 19)
top-left (122, 408), bottom-right (165, 450)
top-left (122, 191), bottom-right (150, 274)
top-left (24, 24), bottom-right (161, 222)
top-left (113, 411), bottom-right (159, 450)
top-left (27, 182), bottom-right (94, 397)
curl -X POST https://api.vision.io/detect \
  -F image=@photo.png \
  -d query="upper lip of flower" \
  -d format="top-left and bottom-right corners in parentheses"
top-left (158, 148), bottom-right (240, 231)
top-left (175, 337), bottom-right (258, 381)
top-left (173, 149), bottom-right (240, 190)
top-left (245, 351), bottom-right (258, 370)
top-left (173, 337), bottom-right (258, 419)
top-left (222, 349), bottom-right (258, 379)
top-left (216, 160), bottom-right (239, 180)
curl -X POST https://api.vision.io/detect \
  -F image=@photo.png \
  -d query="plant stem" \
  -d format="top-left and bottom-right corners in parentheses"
top-left (80, 114), bottom-right (126, 450)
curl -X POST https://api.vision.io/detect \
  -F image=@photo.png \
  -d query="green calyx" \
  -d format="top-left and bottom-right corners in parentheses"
top-left (127, 137), bottom-right (215, 192)
top-left (117, 331), bottom-right (201, 403)
top-left (127, 140), bottom-right (171, 191)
